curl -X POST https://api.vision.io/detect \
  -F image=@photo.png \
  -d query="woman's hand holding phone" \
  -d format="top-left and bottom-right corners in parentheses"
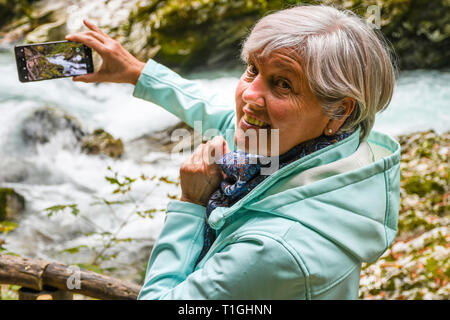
top-left (65, 20), bottom-right (145, 85)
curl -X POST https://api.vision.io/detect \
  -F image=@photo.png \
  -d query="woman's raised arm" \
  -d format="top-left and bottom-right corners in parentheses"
top-left (66, 20), bottom-right (236, 147)
top-left (65, 19), bottom-right (145, 85)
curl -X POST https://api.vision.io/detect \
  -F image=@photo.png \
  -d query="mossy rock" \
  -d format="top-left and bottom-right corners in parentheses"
top-left (21, 106), bottom-right (86, 145)
top-left (129, 0), bottom-right (272, 71)
top-left (0, 0), bottom-right (37, 29)
top-left (25, 18), bottom-right (67, 43)
top-left (81, 129), bottom-right (124, 159)
top-left (377, 0), bottom-right (450, 69)
top-left (127, 0), bottom-right (449, 71)
top-left (0, 188), bottom-right (25, 221)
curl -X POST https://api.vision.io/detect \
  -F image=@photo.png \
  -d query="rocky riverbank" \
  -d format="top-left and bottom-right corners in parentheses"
top-left (1, 0), bottom-right (449, 72)
top-left (359, 130), bottom-right (449, 300)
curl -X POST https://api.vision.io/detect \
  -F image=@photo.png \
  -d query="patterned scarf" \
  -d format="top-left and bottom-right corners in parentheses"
top-left (194, 130), bottom-right (354, 267)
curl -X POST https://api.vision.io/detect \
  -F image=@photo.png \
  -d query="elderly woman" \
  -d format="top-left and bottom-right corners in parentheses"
top-left (67, 5), bottom-right (400, 299)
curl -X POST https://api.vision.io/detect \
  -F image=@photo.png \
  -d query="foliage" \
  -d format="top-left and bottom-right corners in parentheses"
top-left (0, 221), bottom-right (18, 235)
top-left (0, 187), bottom-right (25, 221)
top-left (45, 204), bottom-right (79, 217)
top-left (0, 0), bottom-right (37, 28)
top-left (43, 166), bottom-right (178, 276)
top-left (0, 284), bottom-right (20, 300)
top-left (359, 130), bottom-right (449, 299)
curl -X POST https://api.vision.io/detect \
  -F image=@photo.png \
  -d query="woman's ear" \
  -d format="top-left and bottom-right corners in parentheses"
top-left (323, 97), bottom-right (356, 136)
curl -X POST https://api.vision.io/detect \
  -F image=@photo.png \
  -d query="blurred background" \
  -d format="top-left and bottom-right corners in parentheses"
top-left (0, 0), bottom-right (448, 299)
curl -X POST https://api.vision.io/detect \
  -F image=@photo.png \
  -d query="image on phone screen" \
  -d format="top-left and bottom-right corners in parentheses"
top-left (15, 41), bottom-right (93, 82)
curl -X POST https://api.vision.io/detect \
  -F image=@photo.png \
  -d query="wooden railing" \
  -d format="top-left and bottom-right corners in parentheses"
top-left (0, 255), bottom-right (142, 300)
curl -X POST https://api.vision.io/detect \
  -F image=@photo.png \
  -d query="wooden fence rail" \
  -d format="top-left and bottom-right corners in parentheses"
top-left (0, 255), bottom-right (142, 300)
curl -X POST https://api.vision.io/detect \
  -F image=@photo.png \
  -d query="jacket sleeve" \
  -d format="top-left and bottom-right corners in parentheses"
top-left (138, 200), bottom-right (306, 300)
top-left (132, 59), bottom-right (237, 149)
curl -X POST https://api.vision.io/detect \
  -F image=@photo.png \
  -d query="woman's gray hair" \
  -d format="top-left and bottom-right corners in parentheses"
top-left (241, 4), bottom-right (398, 141)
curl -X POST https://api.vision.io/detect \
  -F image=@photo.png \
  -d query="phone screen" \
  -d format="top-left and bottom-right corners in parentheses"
top-left (15, 41), bottom-right (93, 82)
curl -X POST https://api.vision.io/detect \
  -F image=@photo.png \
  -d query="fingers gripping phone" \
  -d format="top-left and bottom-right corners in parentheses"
top-left (14, 40), bottom-right (94, 82)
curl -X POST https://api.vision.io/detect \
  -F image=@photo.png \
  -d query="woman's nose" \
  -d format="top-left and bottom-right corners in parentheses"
top-left (242, 75), bottom-right (266, 107)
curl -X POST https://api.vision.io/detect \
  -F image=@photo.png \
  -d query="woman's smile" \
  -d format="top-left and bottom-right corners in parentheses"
top-left (242, 111), bottom-right (271, 128)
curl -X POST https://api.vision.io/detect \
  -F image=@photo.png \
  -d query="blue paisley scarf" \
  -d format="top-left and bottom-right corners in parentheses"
top-left (194, 130), bottom-right (355, 266)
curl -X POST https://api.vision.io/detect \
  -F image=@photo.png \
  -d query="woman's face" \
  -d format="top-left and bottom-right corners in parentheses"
top-left (234, 48), bottom-right (331, 156)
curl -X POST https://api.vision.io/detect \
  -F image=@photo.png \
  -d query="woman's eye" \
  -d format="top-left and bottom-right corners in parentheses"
top-left (247, 64), bottom-right (258, 76)
top-left (275, 79), bottom-right (292, 90)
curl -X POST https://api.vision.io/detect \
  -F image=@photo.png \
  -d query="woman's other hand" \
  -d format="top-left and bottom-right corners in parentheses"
top-left (180, 136), bottom-right (230, 206)
top-left (65, 19), bottom-right (145, 85)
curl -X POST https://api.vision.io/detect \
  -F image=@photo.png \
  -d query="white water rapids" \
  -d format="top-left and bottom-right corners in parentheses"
top-left (46, 54), bottom-right (87, 76)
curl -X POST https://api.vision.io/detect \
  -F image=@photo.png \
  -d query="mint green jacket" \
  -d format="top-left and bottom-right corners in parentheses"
top-left (133, 59), bottom-right (401, 300)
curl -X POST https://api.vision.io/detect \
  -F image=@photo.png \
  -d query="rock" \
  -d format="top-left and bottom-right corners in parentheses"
top-left (120, 0), bottom-right (450, 71)
top-left (25, 18), bottom-right (67, 43)
top-left (368, 0), bottom-right (450, 70)
top-left (0, 188), bottom-right (26, 221)
top-left (0, 0), bottom-right (62, 44)
top-left (21, 106), bottom-right (86, 146)
top-left (151, 121), bottom-right (197, 151)
top-left (128, 0), bottom-right (450, 71)
top-left (0, 158), bottom-right (29, 183)
top-left (127, 0), bottom-right (270, 71)
top-left (0, 0), bottom-right (36, 29)
top-left (81, 129), bottom-right (124, 159)
top-left (126, 121), bottom-right (207, 159)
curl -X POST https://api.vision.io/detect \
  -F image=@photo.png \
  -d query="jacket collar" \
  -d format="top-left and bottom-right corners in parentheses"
top-left (208, 126), bottom-right (362, 229)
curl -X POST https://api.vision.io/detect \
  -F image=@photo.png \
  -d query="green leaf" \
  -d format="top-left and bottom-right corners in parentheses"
top-left (159, 176), bottom-right (177, 184)
top-left (113, 237), bottom-right (134, 243)
top-left (69, 204), bottom-right (79, 216)
top-left (136, 208), bottom-right (157, 219)
top-left (0, 221), bottom-right (18, 235)
top-left (60, 245), bottom-right (88, 254)
top-left (101, 199), bottom-right (128, 206)
top-left (99, 232), bottom-right (113, 237)
top-left (76, 263), bottom-right (104, 274)
top-left (105, 176), bottom-right (121, 186)
top-left (44, 204), bottom-right (79, 217)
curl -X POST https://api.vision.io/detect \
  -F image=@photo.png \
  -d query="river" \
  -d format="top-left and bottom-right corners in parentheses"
top-left (46, 53), bottom-right (87, 76)
top-left (0, 49), bottom-right (449, 282)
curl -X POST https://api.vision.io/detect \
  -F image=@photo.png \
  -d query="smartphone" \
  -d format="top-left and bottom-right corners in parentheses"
top-left (14, 40), bottom-right (94, 82)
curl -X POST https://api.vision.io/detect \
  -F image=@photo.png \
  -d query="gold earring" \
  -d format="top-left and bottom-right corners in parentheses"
top-left (328, 129), bottom-right (332, 134)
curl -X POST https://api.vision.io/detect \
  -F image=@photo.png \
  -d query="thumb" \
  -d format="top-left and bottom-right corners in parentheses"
top-left (210, 136), bottom-right (230, 160)
top-left (72, 72), bottom-right (104, 83)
